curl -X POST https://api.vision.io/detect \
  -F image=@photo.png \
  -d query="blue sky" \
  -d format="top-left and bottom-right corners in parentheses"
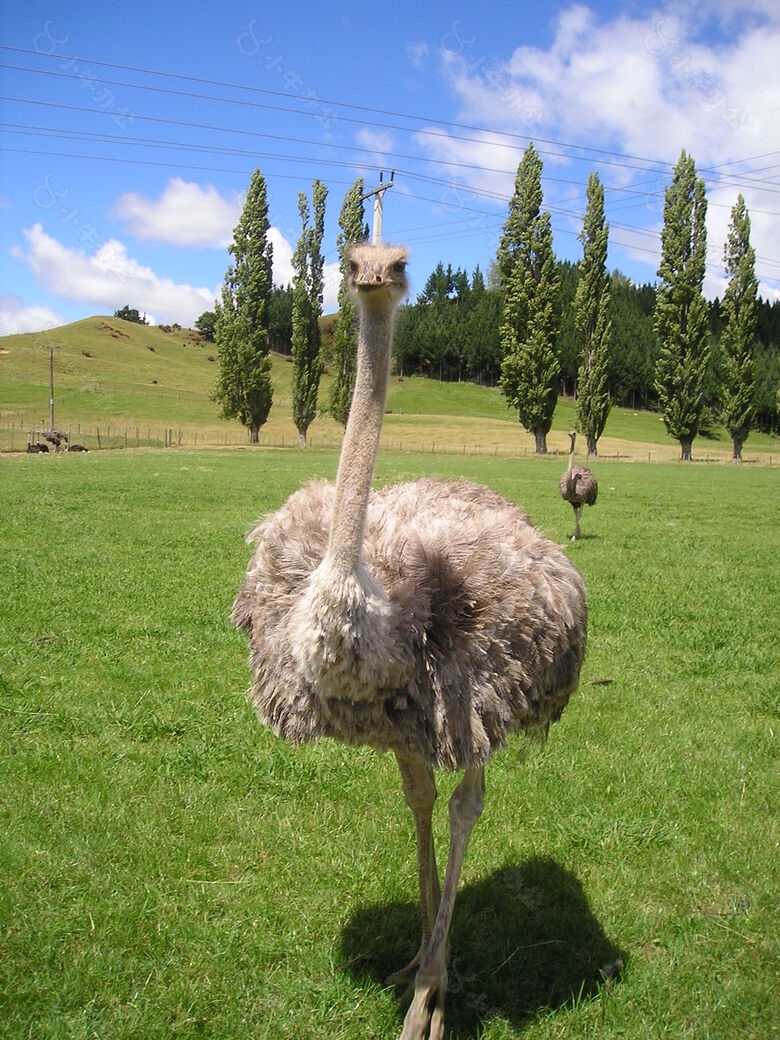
top-left (1, 0), bottom-right (779, 334)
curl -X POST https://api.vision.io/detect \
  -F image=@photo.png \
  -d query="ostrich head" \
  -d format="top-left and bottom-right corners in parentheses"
top-left (346, 243), bottom-right (408, 310)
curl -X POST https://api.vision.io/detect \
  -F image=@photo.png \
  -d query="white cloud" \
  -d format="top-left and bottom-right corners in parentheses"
top-left (418, 4), bottom-right (780, 298)
top-left (0, 293), bottom-right (64, 335)
top-left (269, 226), bottom-right (340, 312)
top-left (322, 261), bottom-right (341, 314)
top-left (356, 128), bottom-right (395, 165)
top-left (13, 224), bottom-right (218, 326)
top-left (268, 227), bottom-right (294, 288)
top-left (10, 223), bottom-right (343, 326)
top-left (113, 178), bottom-right (242, 247)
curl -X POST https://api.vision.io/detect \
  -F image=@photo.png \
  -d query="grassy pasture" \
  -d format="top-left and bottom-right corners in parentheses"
top-left (2, 316), bottom-right (779, 462)
top-left (1, 447), bottom-right (777, 1039)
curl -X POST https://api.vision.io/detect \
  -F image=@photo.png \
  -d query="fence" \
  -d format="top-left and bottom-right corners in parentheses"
top-left (1, 418), bottom-right (776, 466)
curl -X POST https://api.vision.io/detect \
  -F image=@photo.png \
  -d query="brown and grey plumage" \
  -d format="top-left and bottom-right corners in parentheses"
top-left (233, 243), bottom-right (587, 1040)
top-left (559, 430), bottom-right (598, 541)
top-left (40, 423), bottom-right (68, 450)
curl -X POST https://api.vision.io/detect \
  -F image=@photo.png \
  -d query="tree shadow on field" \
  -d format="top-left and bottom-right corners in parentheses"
top-left (340, 857), bottom-right (624, 1038)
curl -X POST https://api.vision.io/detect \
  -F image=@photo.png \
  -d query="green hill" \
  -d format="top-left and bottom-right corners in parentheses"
top-left (1, 316), bottom-right (777, 461)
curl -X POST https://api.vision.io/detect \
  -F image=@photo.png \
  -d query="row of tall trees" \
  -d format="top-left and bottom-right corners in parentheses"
top-left (392, 264), bottom-right (778, 439)
top-left (654, 152), bottom-right (761, 461)
top-left (212, 168), bottom-right (369, 441)
top-left (211, 155), bottom-right (774, 458)
top-left (492, 143), bottom-right (762, 460)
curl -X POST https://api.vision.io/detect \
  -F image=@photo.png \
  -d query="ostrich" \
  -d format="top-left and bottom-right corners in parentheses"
top-left (559, 430), bottom-right (598, 541)
top-left (233, 243), bottom-right (587, 1040)
top-left (40, 422), bottom-right (69, 450)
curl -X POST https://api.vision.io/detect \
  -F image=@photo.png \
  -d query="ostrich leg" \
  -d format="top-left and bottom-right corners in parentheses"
top-left (400, 766), bottom-right (485, 1040)
top-left (387, 752), bottom-right (441, 985)
top-left (572, 504), bottom-right (583, 541)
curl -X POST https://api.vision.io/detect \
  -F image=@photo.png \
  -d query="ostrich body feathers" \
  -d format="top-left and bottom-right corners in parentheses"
top-left (233, 476), bottom-right (587, 771)
top-left (559, 467), bottom-right (598, 507)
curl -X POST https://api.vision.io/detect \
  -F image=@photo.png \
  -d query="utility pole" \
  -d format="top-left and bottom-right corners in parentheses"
top-left (39, 341), bottom-right (62, 429)
top-left (362, 171), bottom-right (395, 243)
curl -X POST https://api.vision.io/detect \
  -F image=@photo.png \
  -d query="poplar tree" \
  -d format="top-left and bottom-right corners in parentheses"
top-left (498, 143), bottom-right (560, 454)
top-left (213, 168), bottom-right (273, 442)
top-left (654, 150), bottom-right (709, 461)
top-left (291, 179), bottom-right (327, 445)
top-left (329, 179), bottom-right (369, 425)
top-left (574, 171), bottom-right (612, 456)
top-left (720, 194), bottom-right (758, 462)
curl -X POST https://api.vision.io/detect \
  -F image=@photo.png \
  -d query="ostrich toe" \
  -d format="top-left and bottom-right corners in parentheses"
top-left (385, 948), bottom-right (423, 987)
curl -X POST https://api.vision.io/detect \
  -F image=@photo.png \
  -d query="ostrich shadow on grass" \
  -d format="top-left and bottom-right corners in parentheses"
top-left (340, 857), bottom-right (624, 1038)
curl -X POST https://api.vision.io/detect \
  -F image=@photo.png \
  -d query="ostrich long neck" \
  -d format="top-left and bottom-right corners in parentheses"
top-left (566, 437), bottom-right (576, 492)
top-left (326, 302), bottom-right (394, 574)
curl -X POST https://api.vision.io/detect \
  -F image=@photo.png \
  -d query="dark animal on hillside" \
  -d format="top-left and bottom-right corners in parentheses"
top-left (233, 243), bottom-right (588, 1040)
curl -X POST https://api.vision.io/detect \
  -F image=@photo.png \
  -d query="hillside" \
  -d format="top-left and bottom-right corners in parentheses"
top-left (1, 316), bottom-right (778, 461)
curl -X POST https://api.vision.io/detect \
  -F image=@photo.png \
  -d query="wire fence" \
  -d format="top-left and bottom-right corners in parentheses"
top-left (2, 418), bottom-right (776, 466)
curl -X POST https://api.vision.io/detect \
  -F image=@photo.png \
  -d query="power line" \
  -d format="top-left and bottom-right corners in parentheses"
top-left (5, 135), bottom-right (780, 274)
top-left (6, 99), bottom-right (780, 230)
top-left (5, 56), bottom-right (780, 197)
top-left (0, 46), bottom-right (698, 173)
top-left (3, 54), bottom-right (779, 285)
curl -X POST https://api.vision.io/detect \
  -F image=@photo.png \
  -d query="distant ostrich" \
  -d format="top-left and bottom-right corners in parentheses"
top-left (559, 430), bottom-right (598, 541)
top-left (233, 243), bottom-right (588, 1040)
top-left (40, 422), bottom-right (69, 450)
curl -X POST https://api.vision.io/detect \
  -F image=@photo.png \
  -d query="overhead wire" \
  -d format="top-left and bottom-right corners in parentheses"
top-left (2, 48), bottom-right (779, 282)
top-left (4, 55), bottom-right (780, 197)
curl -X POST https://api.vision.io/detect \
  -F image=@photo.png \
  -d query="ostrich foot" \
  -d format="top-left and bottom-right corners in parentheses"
top-left (399, 964), bottom-right (447, 1040)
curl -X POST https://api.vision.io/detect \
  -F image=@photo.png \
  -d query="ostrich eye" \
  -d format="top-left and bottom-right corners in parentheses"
top-left (348, 261), bottom-right (358, 274)
top-left (392, 261), bottom-right (406, 273)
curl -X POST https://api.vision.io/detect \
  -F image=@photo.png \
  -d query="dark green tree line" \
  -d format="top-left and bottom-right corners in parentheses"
top-left (393, 264), bottom-right (502, 384)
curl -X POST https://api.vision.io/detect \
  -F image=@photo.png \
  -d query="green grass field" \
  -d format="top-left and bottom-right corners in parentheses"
top-left (1, 447), bottom-right (777, 1039)
top-left (2, 316), bottom-right (778, 462)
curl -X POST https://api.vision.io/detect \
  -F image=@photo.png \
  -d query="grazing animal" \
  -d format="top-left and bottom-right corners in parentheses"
top-left (233, 243), bottom-right (588, 1040)
top-left (559, 430), bottom-right (598, 541)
